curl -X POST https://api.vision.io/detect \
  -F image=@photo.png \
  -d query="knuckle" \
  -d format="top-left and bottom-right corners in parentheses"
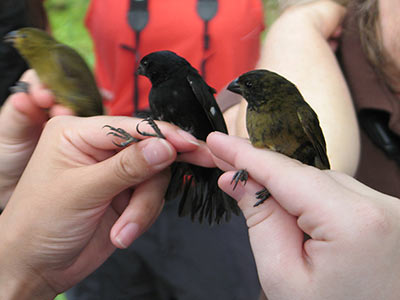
top-left (45, 115), bottom-right (74, 130)
top-left (113, 149), bottom-right (149, 185)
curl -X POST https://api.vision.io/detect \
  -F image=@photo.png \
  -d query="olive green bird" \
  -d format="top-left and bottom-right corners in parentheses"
top-left (4, 27), bottom-right (103, 116)
top-left (228, 69), bottom-right (330, 206)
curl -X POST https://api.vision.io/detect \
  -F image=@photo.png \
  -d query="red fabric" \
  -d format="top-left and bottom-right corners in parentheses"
top-left (85, 0), bottom-right (265, 116)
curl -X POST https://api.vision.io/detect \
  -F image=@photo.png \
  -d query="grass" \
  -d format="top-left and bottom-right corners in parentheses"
top-left (55, 293), bottom-right (67, 300)
top-left (45, 0), bottom-right (94, 68)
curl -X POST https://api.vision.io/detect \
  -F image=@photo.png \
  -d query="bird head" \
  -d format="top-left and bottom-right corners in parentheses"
top-left (137, 50), bottom-right (190, 85)
top-left (4, 27), bottom-right (55, 58)
top-left (228, 69), bottom-right (299, 109)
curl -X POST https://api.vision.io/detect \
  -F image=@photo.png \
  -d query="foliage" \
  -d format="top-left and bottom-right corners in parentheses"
top-left (45, 0), bottom-right (94, 68)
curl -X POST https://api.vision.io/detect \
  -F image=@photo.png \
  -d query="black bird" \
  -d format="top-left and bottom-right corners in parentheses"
top-left (106, 50), bottom-right (239, 224)
top-left (228, 69), bottom-right (330, 206)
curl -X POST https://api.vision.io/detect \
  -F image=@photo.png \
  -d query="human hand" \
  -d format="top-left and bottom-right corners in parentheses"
top-left (206, 132), bottom-right (400, 300)
top-left (0, 115), bottom-right (200, 299)
top-left (0, 69), bottom-right (74, 208)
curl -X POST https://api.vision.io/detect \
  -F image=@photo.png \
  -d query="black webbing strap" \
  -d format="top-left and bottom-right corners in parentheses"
top-left (123, 0), bottom-right (149, 115)
top-left (197, 0), bottom-right (218, 78)
top-left (359, 109), bottom-right (400, 167)
top-left (123, 0), bottom-right (218, 114)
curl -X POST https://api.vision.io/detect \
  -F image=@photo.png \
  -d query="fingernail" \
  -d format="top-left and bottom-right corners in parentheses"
top-left (178, 129), bottom-right (200, 146)
top-left (115, 223), bottom-right (140, 249)
top-left (211, 131), bottom-right (226, 137)
top-left (142, 138), bottom-right (174, 165)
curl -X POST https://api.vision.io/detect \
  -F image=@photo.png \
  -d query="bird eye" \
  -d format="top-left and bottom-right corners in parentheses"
top-left (142, 59), bottom-right (148, 66)
top-left (245, 81), bottom-right (253, 88)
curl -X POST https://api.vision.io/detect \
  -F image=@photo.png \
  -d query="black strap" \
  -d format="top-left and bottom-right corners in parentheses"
top-left (123, 0), bottom-right (149, 115)
top-left (197, 0), bottom-right (218, 78)
top-left (358, 109), bottom-right (400, 167)
top-left (123, 0), bottom-right (218, 114)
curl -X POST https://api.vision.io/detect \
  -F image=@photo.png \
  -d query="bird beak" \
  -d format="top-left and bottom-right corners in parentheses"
top-left (3, 30), bottom-right (18, 45)
top-left (136, 64), bottom-right (145, 76)
top-left (227, 78), bottom-right (242, 95)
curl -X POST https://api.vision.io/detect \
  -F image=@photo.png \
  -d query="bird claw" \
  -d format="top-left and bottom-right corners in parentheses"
top-left (231, 170), bottom-right (271, 207)
top-left (136, 117), bottom-right (166, 139)
top-left (231, 169), bottom-right (248, 190)
top-left (253, 188), bottom-right (271, 207)
top-left (103, 125), bottom-right (139, 147)
top-left (9, 81), bottom-right (29, 94)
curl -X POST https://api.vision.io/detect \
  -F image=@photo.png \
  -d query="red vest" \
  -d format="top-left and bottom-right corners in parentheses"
top-left (85, 0), bottom-right (265, 116)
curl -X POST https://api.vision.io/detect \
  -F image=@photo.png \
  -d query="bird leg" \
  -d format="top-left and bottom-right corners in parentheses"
top-left (254, 188), bottom-right (271, 207)
top-left (231, 169), bottom-right (248, 190)
top-left (136, 117), bottom-right (166, 139)
top-left (103, 125), bottom-right (140, 147)
top-left (9, 81), bottom-right (29, 94)
top-left (231, 169), bottom-right (271, 207)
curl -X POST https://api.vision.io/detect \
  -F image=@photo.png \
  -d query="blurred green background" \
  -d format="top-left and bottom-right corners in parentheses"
top-left (44, 0), bottom-right (277, 299)
top-left (45, 0), bottom-right (93, 67)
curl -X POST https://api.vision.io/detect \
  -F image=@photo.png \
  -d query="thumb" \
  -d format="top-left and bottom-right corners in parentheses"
top-left (75, 137), bottom-right (176, 200)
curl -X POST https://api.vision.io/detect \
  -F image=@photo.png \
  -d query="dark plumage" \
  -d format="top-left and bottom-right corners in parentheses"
top-left (137, 50), bottom-right (240, 224)
top-left (228, 69), bottom-right (330, 205)
top-left (4, 27), bottom-right (103, 116)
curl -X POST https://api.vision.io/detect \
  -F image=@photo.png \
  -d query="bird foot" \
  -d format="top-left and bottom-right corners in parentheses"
top-left (103, 125), bottom-right (140, 147)
top-left (231, 169), bottom-right (248, 190)
top-left (9, 81), bottom-right (29, 94)
top-left (136, 117), bottom-right (166, 139)
top-left (231, 169), bottom-right (271, 207)
top-left (253, 188), bottom-right (271, 207)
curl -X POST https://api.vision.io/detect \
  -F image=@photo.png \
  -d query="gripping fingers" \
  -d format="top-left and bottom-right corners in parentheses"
top-left (110, 170), bottom-right (169, 248)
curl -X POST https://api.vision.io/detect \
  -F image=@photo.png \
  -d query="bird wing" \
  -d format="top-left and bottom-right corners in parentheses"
top-left (51, 44), bottom-right (103, 116)
top-left (297, 105), bottom-right (330, 169)
top-left (186, 72), bottom-right (228, 133)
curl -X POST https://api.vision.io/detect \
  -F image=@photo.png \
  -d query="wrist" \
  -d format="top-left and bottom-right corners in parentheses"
top-left (281, 0), bottom-right (346, 39)
top-left (0, 272), bottom-right (56, 300)
top-left (0, 219), bottom-right (56, 300)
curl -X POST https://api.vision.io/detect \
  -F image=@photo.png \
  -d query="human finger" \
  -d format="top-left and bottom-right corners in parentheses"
top-left (110, 170), bottom-right (169, 248)
top-left (206, 132), bottom-right (347, 218)
top-left (218, 171), bottom-right (307, 290)
top-left (60, 116), bottom-right (201, 154)
top-left (22, 69), bottom-right (55, 109)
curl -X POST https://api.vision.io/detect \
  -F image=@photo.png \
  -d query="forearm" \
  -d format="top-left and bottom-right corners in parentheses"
top-left (257, 1), bottom-right (360, 175)
top-left (278, 0), bottom-right (349, 12)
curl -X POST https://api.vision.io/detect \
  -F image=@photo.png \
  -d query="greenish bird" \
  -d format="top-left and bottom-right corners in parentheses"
top-left (4, 27), bottom-right (103, 116)
top-left (228, 69), bottom-right (330, 206)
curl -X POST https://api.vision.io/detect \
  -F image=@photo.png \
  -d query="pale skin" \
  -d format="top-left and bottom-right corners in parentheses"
top-left (206, 132), bottom-right (400, 300)
top-left (225, 1), bottom-right (400, 298)
top-left (224, 0), bottom-right (361, 176)
top-left (379, 0), bottom-right (400, 75)
top-left (1, 68), bottom-right (400, 299)
top-left (0, 69), bottom-right (74, 208)
top-left (2, 2), bottom-right (400, 295)
top-left (0, 72), bottom-right (206, 299)
top-left (2, 96), bottom-right (400, 299)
